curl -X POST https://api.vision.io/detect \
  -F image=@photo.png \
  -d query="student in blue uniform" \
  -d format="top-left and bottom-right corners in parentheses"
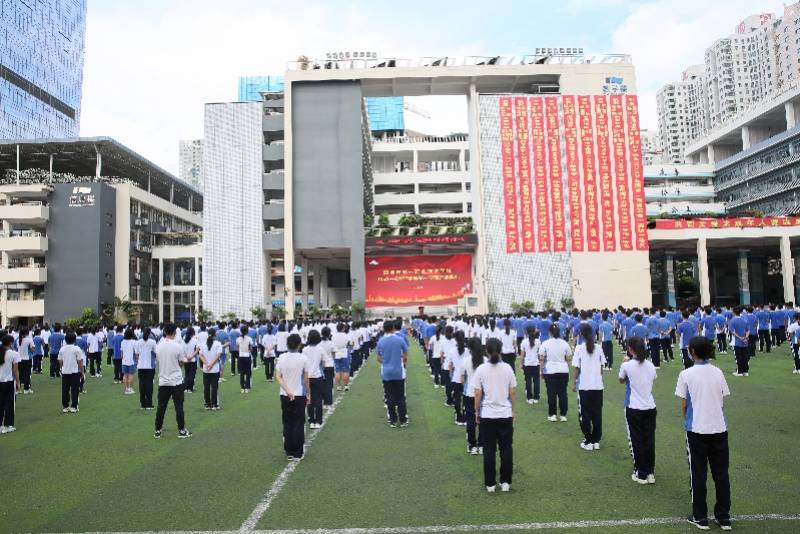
top-left (755, 305), bottom-right (771, 353)
top-left (677, 310), bottom-right (698, 369)
top-left (675, 336), bottom-right (732, 531)
top-left (377, 320), bottom-right (409, 428)
top-left (728, 307), bottom-right (750, 377)
top-left (48, 325), bottom-right (64, 379)
top-left (657, 310), bottom-right (673, 363)
top-left (599, 312), bottom-right (614, 370)
top-left (32, 329), bottom-right (44, 374)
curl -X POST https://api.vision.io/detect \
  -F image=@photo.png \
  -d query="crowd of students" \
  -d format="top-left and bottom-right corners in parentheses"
top-left (2, 302), bottom-right (798, 531)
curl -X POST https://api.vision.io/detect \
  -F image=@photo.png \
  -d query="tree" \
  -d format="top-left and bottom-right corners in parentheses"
top-left (196, 309), bottom-right (213, 323)
top-left (378, 212), bottom-right (390, 227)
top-left (272, 305), bottom-right (286, 320)
top-left (510, 301), bottom-right (526, 315)
top-left (560, 297), bottom-right (575, 309)
top-left (250, 306), bottom-right (268, 322)
top-left (308, 305), bottom-right (322, 319)
top-left (65, 307), bottom-right (100, 329)
top-left (543, 299), bottom-right (555, 311)
top-left (221, 311), bottom-right (237, 322)
top-left (103, 295), bottom-right (135, 323)
top-left (350, 302), bottom-right (365, 320)
top-left (329, 303), bottom-right (345, 318)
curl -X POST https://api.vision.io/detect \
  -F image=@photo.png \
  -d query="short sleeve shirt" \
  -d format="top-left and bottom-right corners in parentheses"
top-left (473, 361), bottom-right (516, 419)
top-left (675, 362), bottom-right (730, 434)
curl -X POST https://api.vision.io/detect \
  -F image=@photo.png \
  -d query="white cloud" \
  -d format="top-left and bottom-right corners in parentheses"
top-left (610, 0), bottom-right (786, 130)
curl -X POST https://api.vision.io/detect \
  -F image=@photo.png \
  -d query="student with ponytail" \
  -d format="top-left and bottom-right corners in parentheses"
top-left (539, 323), bottom-right (572, 422)
top-left (462, 337), bottom-right (485, 455)
top-left (450, 330), bottom-right (467, 426)
top-left (520, 326), bottom-right (541, 404)
top-left (573, 322), bottom-right (606, 450)
top-left (0, 335), bottom-right (20, 433)
top-left (619, 335), bottom-right (658, 484)
top-left (498, 317), bottom-right (518, 373)
top-left (199, 328), bottom-right (222, 410)
top-left (473, 337), bottom-right (516, 492)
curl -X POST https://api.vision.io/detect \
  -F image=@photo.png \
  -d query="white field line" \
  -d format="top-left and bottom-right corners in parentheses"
top-left (238, 368), bottom-right (364, 532)
top-left (37, 513), bottom-right (800, 534)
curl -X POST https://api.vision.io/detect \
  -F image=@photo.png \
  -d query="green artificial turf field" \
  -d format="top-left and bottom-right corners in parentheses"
top-left (1, 342), bottom-right (799, 534)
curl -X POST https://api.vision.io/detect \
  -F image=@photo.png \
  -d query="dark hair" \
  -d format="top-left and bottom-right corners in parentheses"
top-left (287, 333), bottom-right (302, 351)
top-left (445, 325), bottom-right (454, 340)
top-left (240, 325), bottom-right (249, 337)
top-left (580, 323), bottom-right (595, 354)
top-left (206, 328), bottom-right (217, 351)
top-left (184, 326), bottom-right (195, 344)
top-left (65, 332), bottom-right (77, 344)
top-left (549, 323), bottom-right (561, 339)
top-left (486, 338), bottom-right (502, 364)
top-left (124, 328), bottom-right (135, 340)
top-left (455, 330), bottom-right (466, 355)
top-left (383, 321), bottom-right (394, 334)
top-left (504, 319), bottom-right (510, 335)
top-left (0, 334), bottom-right (12, 365)
top-left (435, 324), bottom-right (442, 341)
top-left (321, 326), bottom-right (331, 340)
top-left (164, 323), bottom-right (177, 336)
top-left (627, 335), bottom-right (647, 363)
top-left (142, 327), bottom-right (151, 342)
top-left (526, 326), bottom-right (538, 347)
top-left (307, 329), bottom-right (321, 346)
top-left (689, 336), bottom-right (714, 361)
top-left (468, 337), bottom-right (483, 370)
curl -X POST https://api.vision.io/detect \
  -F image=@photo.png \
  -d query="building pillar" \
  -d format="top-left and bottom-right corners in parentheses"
top-left (737, 250), bottom-right (750, 306)
top-left (49, 154), bottom-right (53, 183)
top-left (313, 262), bottom-right (322, 309)
top-left (458, 148), bottom-right (466, 172)
top-left (780, 235), bottom-right (794, 304)
top-left (320, 267), bottom-right (329, 309)
top-left (157, 258), bottom-right (164, 323)
top-left (468, 80), bottom-right (489, 314)
top-left (741, 125), bottom-right (751, 151)
top-left (787, 101), bottom-right (796, 131)
top-left (697, 237), bottom-right (711, 306)
top-left (794, 253), bottom-right (800, 305)
top-left (412, 149), bottom-right (419, 173)
top-left (706, 144), bottom-right (715, 165)
top-left (665, 252), bottom-right (676, 308)
top-left (300, 256), bottom-right (308, 315)
top-left (169, 291), bottom-right (175, 322)
top-left (264, 252), bottom-right (272, 313)
top-left (194, 256), bottom-right (201, 319)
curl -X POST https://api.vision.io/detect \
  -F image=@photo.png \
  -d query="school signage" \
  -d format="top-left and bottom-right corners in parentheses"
top-left (654, 216), bottom-right (800, 230)
top-left (68, 186), bottom-right (96, 207)
top-left (364, 254), bottom-right (472, 308)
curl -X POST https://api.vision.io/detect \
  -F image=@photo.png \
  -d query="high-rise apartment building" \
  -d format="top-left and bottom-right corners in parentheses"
top-left (178, 139), bottom-right (203, 191)
top-left (657, 4), bottom-right (800, 162)
top-left (0, 0), bottom-right (86, 139)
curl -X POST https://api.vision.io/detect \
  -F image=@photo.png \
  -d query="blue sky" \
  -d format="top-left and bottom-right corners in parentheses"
top-left (80, 0), bottom-right (787, 174)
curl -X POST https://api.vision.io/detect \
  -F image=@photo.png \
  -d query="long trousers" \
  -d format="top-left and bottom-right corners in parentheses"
top-left (747, 335), bottom-right (756, 359)
top-left (625, 407), bottom-right (656, 479)
top-left (480, 417), bottom-right (513, 487)
top-left (660, 337), bottom-right (673, 362)
top-left (229, 351), bottom-right (238, 374)
top-left (113, 359), bottom-right (122, 381)
top-left (501, 353), bottom-right (516, 374)
top-left (648, 338), bottom-right (661, 367)
top-left (280, 395), bottom-right (306, 457)
top-left (203, 372), bottom-right (220, 407)
top-left (464, 395), bottom-right (478, 448)
top-left (155, 384), bottom-right (186, 431)
top-left (682, 347), bottom-right (693, 369)
top-left (792, 343), bottom-right (800, 370)
top-left (440, 368), bottom-right (453, 405)
top-left (264, 357), bottom-right (276, 381)
top-left (0, 381), bottom-right (15, 426)
top-left (734, 346), bottom-right (749, 374)
top-left (544, 373), bottom-right (568, 416)
top-left (716, 333), bottom-right (727, 353)
top-left (33, 355), bottom-right (42, 373)
top-left (452, 382), bottom-right (465, 423)
top-left (251, 346), bottom-right (258, 369)
top-left (49, 355), bottom-right (60, 377)
top-left (686, 431), bottom-right (731, 522)
top-left (602, 341), bottom-right (614, 368)
top-left (184, 362), bottom-right (197, 392)
top-left (383, 379), bottom-right (408, 424)
top-left (307, 377), bottom-right (325, 424)
top-left (18, 360), bottom-right (32, 391)
top-left (107, 348), bottom-right (112, 365)
top-left (323, 367), bottom-right (334, 405)
top-left (89, 352), bottom-right (102, 375)
top-left (523, 365), bottom-right (540, 400)
top-left (430, 357), bottom-right (442, 386)
top-left (239, 357), bottom-right (252, 390)
top-left (138, 368), bottom-right (155, 408)
top-left (577, 389), bottom-right (603, 444)
top-left (771, 328), bottom-right (781, 347)
top-left (758, 329), bottom-right (771, 352)
top-left (61, 373), bottom-right (80, 409)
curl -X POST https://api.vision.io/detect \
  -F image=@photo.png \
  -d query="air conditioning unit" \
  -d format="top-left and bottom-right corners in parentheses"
top-left (141, 218), bottom-right (149, 225)
top-left (134, 218), bottom-right (141, 226)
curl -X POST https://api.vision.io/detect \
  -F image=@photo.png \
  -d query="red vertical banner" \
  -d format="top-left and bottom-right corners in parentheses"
top-left (610, 95), bottom-right (633, 251)
top-left (562, 96), bottom-right (584, 252)
top-left (499, 97), bottom-right (519, 253)
top-left (530, 97), bottom-right (550, 252)
top-left (514, 97), bottom-right (535, 253)
top-left (625, 95), bottom-right (649, 250)
top-left (578, 96), bottom-right (600, 252)
top-left (594, 96), bottom-right (616, 252)
top-left (545, 97), bottom-right (566, 252)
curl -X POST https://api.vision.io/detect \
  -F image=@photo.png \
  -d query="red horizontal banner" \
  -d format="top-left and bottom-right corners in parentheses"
top-left (655, 217), bottom-right (800, 230)
top-left (365, 255), bottom-right (473, 308)
top-left (369, 235), bottom-right (477, 246)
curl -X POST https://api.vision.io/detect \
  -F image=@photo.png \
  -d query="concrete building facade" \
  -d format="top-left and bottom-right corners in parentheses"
top-left (178, 139), bottom-right (203, 191)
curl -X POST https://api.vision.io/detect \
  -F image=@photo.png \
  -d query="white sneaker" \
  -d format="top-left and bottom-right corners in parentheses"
top-left (580, 441), bottom-right (593, 451)
top-left (68, 408), bottom-right (77, 413)
top-left (526, 399), bottom-right (534, 405)
top-left (631, 473), bottom-right (648, 485)
top-left (560, 415), bottom-right (568, 422)
top-left (62, 408), bottom-right (70, 413)
top-left (743, 372), bottom-right (749, 376)
top-left (3, 426), bottom-right (14, 433)
top-left (469, 447), bottom-right (480, 455)
top-left (500, 483), bottom-right (511, 492)
top-left (548, 415), bottom-right (557, 422)
top-left (241, 389), bottom-right (245, 394)
top-left (533, 399), bottom-right (539, 404)
top-left (486, 485), bottom-right (496, 493)
top-left (732, 372), bottom-right (742, 377)
top-left (0, 426), bottom-right (5, 433)
top-left (593, 443), bottom-right (600, 450)
top-left (647, 474), bottom-right (656, 484)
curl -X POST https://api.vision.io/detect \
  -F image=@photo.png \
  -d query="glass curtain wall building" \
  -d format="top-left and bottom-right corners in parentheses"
top-left (0, 0), bottom-right (87, 139)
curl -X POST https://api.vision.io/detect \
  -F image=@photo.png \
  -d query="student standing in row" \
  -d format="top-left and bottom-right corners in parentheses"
top-left (200, 329), bottom-right (222, 410)
top-left (154, 323), bottom-right (192, 439)
top-left (320, 326), bottom-right (335, 408)
top-left (462, 337), bottom-right (484, 455)
top-left (303, 329), bottom-right (325, 429)
top-left (275, 333), bottom-right (309, 460)
top-left (573, 323), bottom-right (605, 450)
top-left (182, 327), bottom-right (198, 393)
top-left (729, 307), bottom-right (750, 377)
top-left (520, 327), bottom-right (540, 404)
top-left (450, 331), bottom-right (467, 426)
top-left (48, 324), bottom-right (64, 379)
top-left (120, 329), bottom-right (137, 395)
top-left (498, 320), bottom-right (517, 373)
top-left (136, 328), bottom-right (157, 410)
top-left (332, 323), bottom-right (350, 392)
top-left (261, 327), bottom-right (277, 382)
top-left (111, 326), bottom-right (124, 384)
top-left (539, 324), bottom-right (571, 422)
top-left (473, 338), bottom-right (516, 492)
top-left (18, 329), bottom-right (33, 394)
top-left (0, 335), bottom-right (20, 433)
top-left (87, 326), bottom-right (102, 378)
top-left (58, 332), bottom-right (85, 413)
top-left (676, 336), bottom-right (731, 531)
top-left (599, 312), bottom-right (614, 370)
top-left (378, 320), bottom-right (409, 428)
top-left (788, 313), bottom-right (800, 373)
top-left (237, 325), bottom-right (253, 393)
top-left (619, 336), bottom-right (657, 484)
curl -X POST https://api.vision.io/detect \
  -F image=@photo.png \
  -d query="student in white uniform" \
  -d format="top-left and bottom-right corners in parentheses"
top-left (520, 327), bottom-right (541, 404)
top-left (619, 335), bottom-right (657, 484)
top-left (136, 328), bottom-right (158, 410)
top-left (573, 323), bottom-right (606, 450)
top-left (0, 335), bottom-right (20, 433)
top-left (320, 326), bottom-right (335, 408)
top-left (86, 326), bottom-right (101, 378)
top-left (261, 327), bottom-right (277, 382)
top-left (182, 327), bottom-right (199, 393)
top-left (120, 329), bottom-right (138, 395)
top-left (430, 325), bottom-right (444, 388)
top-left (199, 328), bottom-right (222, 410)
top-left (154, 323), bottom-right (192, 439)
top-left (18, 329), bottom-right (33, 394)
top-left (332, 323), bottom-right (351, 392)
top-left (449, 331), bottom-right (468, 425)
top-left (303, 329), bottom-right (325, 428)
top-left (276, 333), bottom-right (310, 460)
top-left (462, 337), bottom-right (484, 455)
top-left (675, 336), bottom-right (731, 531)
top-left (473, 337), bottom-right (516, 492)
top-left (58, 332), bottom-right (85, 413)
top-left (498, 320), bottom-right (517, 373)
top-left (237, 325), bottom-right (253, 393)
top-left (539, 323), bottom-right (572, 422)
top-left (788, 312), bottom-right (800, 373)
